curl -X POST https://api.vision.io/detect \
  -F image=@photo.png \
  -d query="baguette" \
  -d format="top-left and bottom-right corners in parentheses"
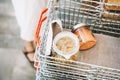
top-left (81, 0), bottom-right (100, 10)
top-left (80, 0), bottom-right (100, 14)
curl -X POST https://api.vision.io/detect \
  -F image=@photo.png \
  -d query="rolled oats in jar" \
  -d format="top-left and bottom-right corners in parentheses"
top-left (53, 31), bottom-right (80, 60)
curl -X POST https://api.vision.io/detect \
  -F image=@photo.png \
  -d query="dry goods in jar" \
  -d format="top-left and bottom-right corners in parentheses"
top-left (53, 31), bottom-right (79, 59)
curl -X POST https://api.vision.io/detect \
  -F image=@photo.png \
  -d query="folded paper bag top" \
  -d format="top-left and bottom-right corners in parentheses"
top-left (45, 19), bottom-right (63, 56)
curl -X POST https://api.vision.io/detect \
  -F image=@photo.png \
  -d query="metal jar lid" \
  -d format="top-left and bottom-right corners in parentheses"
top-left (72, 23), bottom-right (89, 32)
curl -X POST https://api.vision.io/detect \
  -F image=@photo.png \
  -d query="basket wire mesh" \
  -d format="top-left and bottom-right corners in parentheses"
top-left (34, 0), bottom-right (120, 80)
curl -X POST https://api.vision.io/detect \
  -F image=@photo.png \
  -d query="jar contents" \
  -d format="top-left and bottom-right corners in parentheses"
top-left (53, 31), bottom-right (79, 59)
top-left (72, 24), bottom-right (96, 50)
top-left (56, 37), bottom-right (75, 53)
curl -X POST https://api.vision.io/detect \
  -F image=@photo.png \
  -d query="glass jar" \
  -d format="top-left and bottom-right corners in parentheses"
top-left (53, 31), bottom-right (80, 60)
top-left (72, 23), bottom-right (96, 50)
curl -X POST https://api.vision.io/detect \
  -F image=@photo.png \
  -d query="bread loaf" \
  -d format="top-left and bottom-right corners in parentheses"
top-left (103, 0), bottom-right (120, 11)
top-left (100, 11), bottom-right (120, 21)
top-left (102, 0), bottom-right (120, 20)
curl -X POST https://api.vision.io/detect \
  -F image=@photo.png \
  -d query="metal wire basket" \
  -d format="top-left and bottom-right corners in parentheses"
top-left (34, 0), bottom-right (120, 80)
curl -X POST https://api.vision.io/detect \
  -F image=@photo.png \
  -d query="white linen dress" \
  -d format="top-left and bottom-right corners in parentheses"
top-left (12, 0), bottom-right (47, 41)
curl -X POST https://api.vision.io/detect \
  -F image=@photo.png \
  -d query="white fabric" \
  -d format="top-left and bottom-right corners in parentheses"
top-left (12, 0), bottom-right (47, 41)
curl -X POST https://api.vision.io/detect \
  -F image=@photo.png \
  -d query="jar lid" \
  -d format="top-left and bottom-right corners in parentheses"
top-left (72, 23), bottom-right (89, 32)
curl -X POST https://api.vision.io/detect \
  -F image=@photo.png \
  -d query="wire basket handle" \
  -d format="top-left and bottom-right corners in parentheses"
top-left (35, 8), bottom-right (48, 46)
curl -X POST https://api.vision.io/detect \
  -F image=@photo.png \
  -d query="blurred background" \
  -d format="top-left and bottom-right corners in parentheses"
top-left (0, 0), bottom-right (35, 80)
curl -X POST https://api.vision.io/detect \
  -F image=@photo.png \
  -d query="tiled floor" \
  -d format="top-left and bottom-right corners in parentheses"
top-left (0, 48), bottom-right (36, 80)
top-left (0, 0), bottom-right (36, 80)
